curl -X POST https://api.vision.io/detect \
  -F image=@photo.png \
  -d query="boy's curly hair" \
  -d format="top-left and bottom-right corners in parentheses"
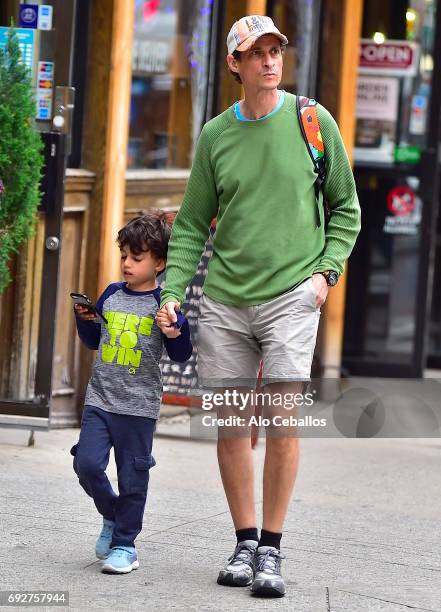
top-left (117, 211), bottom-right (171, 261)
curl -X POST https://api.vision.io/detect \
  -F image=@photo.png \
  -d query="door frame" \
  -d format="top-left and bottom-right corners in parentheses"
top-left (0, 133), bottom-right (67, 429)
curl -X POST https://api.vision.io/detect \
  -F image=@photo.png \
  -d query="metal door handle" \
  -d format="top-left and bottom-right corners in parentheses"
top-left (45, 236), bottom-right (60, 251)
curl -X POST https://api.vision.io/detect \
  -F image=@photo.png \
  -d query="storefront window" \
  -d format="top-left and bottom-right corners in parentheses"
top-left (355, 0), bottom-right (436, 165)
top-left (344, 0), bottom-right (439, 375)
top-left (268, 0), bottom-right (321, 96)
top-left (128, 0), bottom-right (213, 169)
top-left (344, 171), bottom-right (423, 366)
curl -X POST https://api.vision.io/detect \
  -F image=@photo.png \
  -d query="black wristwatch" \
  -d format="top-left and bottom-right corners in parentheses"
top-left (320, 270), bottom-right (339, 287)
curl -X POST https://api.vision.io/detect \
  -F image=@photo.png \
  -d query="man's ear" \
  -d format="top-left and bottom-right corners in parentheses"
top-left (226, 53), bottom-right (240, 76)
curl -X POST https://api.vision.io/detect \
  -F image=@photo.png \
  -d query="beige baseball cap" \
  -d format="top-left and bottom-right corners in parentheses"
top-left (226, 15), bottom-right (288, 55)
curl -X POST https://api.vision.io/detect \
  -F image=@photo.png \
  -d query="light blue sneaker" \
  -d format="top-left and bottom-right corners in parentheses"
top-left (95, 519), bottom-right (115, 560)
top-left (101, 546), bottom-right (139, 574)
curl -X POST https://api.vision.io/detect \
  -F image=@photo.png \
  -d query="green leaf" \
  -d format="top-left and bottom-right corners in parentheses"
top-left (0, 27), bottom-right (43, 293)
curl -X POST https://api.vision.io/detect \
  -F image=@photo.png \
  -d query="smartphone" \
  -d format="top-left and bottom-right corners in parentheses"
top-left (70, 292), bottom-right (108, 325)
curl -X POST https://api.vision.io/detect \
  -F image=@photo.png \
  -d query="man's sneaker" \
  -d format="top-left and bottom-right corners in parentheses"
top-left (217, 540), bottom-right (258, 587)
top-left (95, 519), bottom-right (115, 560)
top-left (101, 546), bottom-right (139, 574)
top-left (251, 546), bottom-right (286, 597)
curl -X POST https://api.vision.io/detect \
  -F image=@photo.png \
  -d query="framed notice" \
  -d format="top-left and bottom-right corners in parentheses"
top-left (354, 76), bottom-right (400, 163)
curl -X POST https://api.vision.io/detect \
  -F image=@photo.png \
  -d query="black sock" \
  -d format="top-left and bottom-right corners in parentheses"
top-left (236, 527), bottom-right (259, 544)
top-left (258, 529), bottom-right (282, 550)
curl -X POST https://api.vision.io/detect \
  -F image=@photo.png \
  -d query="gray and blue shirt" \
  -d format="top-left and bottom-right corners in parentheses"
top-left (75, 283), bottom-right (192, 419)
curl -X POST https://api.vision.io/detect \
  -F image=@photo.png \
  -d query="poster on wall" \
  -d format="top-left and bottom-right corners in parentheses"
top-left (354, 76), bottom-right (399, 163)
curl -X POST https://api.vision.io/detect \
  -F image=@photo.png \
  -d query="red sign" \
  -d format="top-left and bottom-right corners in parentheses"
top-left (359, 39), bottom-right (418, 75)
top-left (143, 0), bottom-right (160, 21)
top-left (387, 186), bottom-right (416, 216)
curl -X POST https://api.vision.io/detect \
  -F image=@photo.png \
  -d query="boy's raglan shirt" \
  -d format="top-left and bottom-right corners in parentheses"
top-left (75, 283), bottom-right (192, 419)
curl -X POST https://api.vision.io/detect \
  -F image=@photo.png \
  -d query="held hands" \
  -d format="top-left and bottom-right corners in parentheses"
top-left (155, 301), bottom-right (182, 338)
top-left (311, 273), bottom-right (328, 307)
top-left (74, 304), bottom-right (96, 321)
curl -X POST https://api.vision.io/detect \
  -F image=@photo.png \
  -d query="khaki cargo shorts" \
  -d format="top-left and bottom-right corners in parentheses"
top-left (197, 277), bottom-right (321, 388)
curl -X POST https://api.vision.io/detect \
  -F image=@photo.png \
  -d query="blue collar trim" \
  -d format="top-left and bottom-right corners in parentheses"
top-left (234, 90), bottom-right (285, 122)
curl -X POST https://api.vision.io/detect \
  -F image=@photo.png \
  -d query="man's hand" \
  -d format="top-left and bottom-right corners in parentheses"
top-left (74, 304), bottom-right (96, 321)
top-left (311, 273), bottom-right (328, 307)
top-left (164, 301), bottom-right (181, 324)
top-left (155, 301), bottom-right (182, 338)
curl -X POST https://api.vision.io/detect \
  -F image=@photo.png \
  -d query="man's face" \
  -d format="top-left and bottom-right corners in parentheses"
top-left (227, 34), bottom-right (284, 91)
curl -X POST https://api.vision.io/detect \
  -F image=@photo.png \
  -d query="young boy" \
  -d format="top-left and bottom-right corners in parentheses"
top-left (71, 212), bottom-right (192, 574)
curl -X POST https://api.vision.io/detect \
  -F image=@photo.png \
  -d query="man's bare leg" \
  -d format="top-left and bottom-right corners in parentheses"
top-left (244, 382), bottom-right (302, 598)
top-left (217, 436), bottom-right (256, 528)
top-left (216, 388), bottom-right (257, 588)
top-left (262, 382), bottom-right (302, 532)
top-left (217, 387), bottom-right (255, 529)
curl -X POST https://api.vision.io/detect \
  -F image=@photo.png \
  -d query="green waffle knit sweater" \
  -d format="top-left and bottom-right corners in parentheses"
top-left (160, 92), bottom-right (361, 308)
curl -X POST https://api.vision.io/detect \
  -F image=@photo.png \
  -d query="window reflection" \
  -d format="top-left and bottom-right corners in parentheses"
top-left (355, 0), bottom-right (436, 164)
top-left (128, 0), bottom-right (213, 169)
top-left (345, 0), bottom-right (438, 371)
top-left (268, 0), bottom-right (321, 96)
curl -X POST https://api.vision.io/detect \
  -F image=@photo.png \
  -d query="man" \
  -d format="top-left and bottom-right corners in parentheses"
top-left (156, 15), bottom-right (361, 598)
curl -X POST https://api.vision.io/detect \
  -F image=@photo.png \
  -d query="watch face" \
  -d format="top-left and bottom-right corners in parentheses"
top-left (328, 271), bottom-right (338, 286)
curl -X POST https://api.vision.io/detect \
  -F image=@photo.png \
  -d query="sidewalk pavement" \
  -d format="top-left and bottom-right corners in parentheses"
top-left (1, 415), bottom-right (440, 612)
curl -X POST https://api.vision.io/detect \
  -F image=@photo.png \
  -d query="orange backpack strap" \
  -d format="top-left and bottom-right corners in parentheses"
top-left (296, 96), bottom-right (329, 228)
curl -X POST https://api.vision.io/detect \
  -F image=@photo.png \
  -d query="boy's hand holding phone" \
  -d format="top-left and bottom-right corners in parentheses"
top-left (71, 292), bottom-right (108, 324)
top-left (74, 303), bottom-right (98, 321)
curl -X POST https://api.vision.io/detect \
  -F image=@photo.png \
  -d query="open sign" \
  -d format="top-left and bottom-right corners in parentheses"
top-left (359, 39), bottom-right (419, 76)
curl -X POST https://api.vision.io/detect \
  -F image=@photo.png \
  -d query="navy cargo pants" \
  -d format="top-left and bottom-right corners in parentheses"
top-left (70, 405), bottom-right (156, 548)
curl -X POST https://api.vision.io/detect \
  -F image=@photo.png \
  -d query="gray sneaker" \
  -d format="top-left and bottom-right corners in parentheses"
top-left (217, 540), bottom-right (258, 587)
top-left (251, 546), bottom-right (286, 597)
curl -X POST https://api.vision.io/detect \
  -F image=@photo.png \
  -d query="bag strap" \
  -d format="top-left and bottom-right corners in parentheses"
top-left (296, 95), bottom-right (326, 228)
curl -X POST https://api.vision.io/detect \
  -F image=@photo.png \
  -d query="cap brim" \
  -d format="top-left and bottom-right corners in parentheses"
top-left (236, 31), bottom-right (288, 52)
